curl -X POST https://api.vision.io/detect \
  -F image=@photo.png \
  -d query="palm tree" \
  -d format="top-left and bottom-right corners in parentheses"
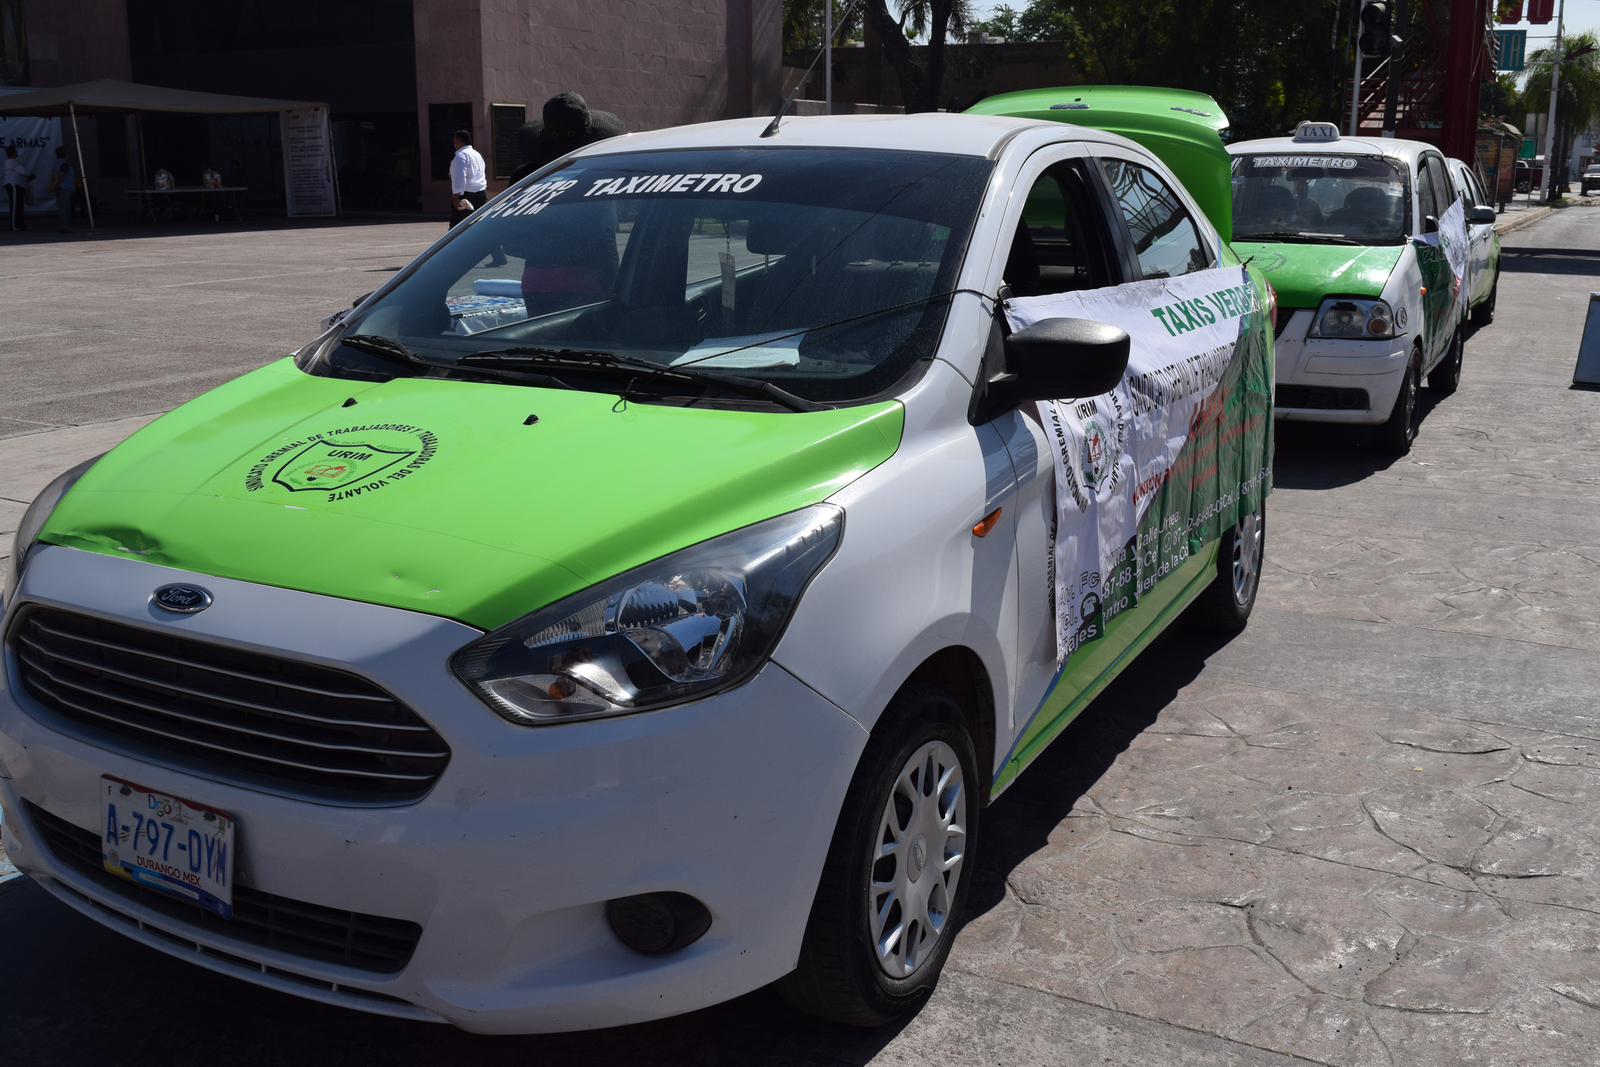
top-left (1521, 32), bottom-right (1600, 198)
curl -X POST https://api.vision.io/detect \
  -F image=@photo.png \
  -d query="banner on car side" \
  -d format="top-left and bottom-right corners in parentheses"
top-left (1005, 264), bottom-right (1273, 666)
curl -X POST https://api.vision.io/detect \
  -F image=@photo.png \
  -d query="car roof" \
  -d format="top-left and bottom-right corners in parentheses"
top-left (1227, 134), bottom-right (1435, 168)
top-left (559, 113), bottom-right (1147, 162)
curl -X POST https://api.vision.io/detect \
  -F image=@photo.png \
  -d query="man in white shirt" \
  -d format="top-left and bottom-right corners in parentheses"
top-left (448, 129), bottom-right (488, 229)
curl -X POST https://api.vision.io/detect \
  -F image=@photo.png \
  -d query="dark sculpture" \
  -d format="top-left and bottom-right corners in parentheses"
top-left (509, 92), bottom-right (625, 184)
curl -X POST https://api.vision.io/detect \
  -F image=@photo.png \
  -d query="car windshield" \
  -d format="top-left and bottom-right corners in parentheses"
top-left (315, 147), bottom-right (993, 407)
top-left (1231, 153), bottom-right (1410, 244)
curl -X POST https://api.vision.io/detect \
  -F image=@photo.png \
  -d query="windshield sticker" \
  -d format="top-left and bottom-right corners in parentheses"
top-left (581, 173), bottom-right (764, 197)
top-left (481, 179), bottom-right (579, 220)
top-left (245, 424), bottom-right (439, 502)
top-left (1250, 156), bottom-right (1358, 169)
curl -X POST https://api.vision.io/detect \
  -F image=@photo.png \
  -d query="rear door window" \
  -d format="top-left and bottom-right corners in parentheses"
top-left (1099, 159), bottom-right (1210, 280)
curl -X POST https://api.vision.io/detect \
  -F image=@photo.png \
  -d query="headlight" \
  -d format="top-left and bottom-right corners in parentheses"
top-left (3, 454), bottom-right (102, 613)
top-left (1310, 297), bottom-right (1394, 339)
top-left (451, 505), bottom-right (843, 725)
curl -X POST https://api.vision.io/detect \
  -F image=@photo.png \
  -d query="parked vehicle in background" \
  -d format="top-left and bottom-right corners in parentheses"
top-left (1445, 156), bottom-right (1502, 325)
top-left (1581, 164), bottom-right (1600, 195)
top-left (1515, 159), bottom-right (1532, 193)
top-left (1227, 123), bottom-right (1478, 454)
top-left (1, 108), bottom-right (1273, 1033)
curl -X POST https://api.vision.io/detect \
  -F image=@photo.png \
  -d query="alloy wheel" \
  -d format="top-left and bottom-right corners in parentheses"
top-left (868, 739), bottom-right (967, 979)
top-left (1231, 506), bottom-right (1264, 608)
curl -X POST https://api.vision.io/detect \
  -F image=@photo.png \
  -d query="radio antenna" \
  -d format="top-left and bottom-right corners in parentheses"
top-left (762, 47), bottom-right (829, 138)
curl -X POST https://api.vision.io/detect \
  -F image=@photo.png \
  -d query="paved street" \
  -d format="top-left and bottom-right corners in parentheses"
top-left (2, 206), bottom-right (1599, 1065)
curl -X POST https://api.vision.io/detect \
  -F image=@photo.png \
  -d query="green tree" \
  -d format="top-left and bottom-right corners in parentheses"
top-left (785, 0), bottom-right (865, 53)
top-left (857, 0), bottom-right (974, 112)
top-left (969, 0), bottom-right (1079, 43)
top-left (1521, 32), bottom-right (1600, 197)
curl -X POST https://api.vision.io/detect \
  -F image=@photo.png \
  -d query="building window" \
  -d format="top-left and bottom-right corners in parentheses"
top-left (489, 103), bottom-right (526, 180)
top-left (428, 102), bottom-right (472, 182)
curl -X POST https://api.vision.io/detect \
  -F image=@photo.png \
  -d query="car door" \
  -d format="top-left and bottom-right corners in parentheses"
top-left (1414, 152), bottom-right (1457, 367)
top-left (988, 143), bottom-right (1220, 785)
top-left (1448, 161), bottom-right (1491, 304)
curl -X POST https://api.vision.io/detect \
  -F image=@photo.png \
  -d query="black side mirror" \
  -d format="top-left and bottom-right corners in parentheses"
top-left (1423, 215), bottom-right (1439, 234)
top-left (352, 291), bottom-right (374, 309)
top-left (1468, 205), bottom-right (1497, 225)
top-left (969, 316), bottom-right (1131, 424)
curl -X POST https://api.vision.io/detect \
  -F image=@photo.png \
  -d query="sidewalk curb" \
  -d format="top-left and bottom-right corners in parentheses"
top-left (1496, 206), bottom-right (1553, 235)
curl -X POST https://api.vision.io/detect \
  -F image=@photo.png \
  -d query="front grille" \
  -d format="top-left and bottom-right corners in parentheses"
top-left (9, 607), bottom-right (449, 800)
top-left (24, 801), bottom-right (422, 973)
top-left (1276, 384), bottom-right (1370, 411)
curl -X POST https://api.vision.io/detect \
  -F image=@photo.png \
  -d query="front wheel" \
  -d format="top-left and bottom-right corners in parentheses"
top-left (1190, 502), bottom-right (1265, 633)
top-left (1470, 271), bottom-right (1498, 325)
top-left (1427, 328), bottom-right (1464, 394)
top-left (1378, 350), bottom-right (1420, 454)
top-left (777, 680), bottom-right (978, 1027)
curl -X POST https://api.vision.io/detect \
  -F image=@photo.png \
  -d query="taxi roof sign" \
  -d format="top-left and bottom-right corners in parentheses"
top-left (1293, 121), bottom-right (1341, 143)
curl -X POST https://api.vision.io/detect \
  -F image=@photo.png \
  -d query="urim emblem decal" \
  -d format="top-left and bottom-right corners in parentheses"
top-left (245, 424), bottom-right (439, 501)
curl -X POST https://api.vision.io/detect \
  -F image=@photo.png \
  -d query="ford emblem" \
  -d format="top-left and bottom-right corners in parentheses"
top-left (152, 584), bottom-right (213, 614)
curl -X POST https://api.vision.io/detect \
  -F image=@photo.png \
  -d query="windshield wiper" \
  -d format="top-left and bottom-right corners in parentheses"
top-left (458, 347), bottom-right (827, 413)
top-left (1233, 230), bottom-right (1366, 245)
top-left (338, 334), bottom-right (575, 390)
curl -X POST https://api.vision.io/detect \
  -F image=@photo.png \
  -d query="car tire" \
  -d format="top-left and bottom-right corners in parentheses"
top-left (776, 680), bottom-right (979, 1027)
top-left (1427, 327), bottom-right (1464, 394)
top-left (1190, 501), bottom-right (1265, 633)
top-left (1378, 349), bottom-right (1420, 455)
top-left (1470, 271), bottom-right (1498, 326)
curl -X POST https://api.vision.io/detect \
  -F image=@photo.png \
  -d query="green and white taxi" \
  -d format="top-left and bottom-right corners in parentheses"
top-left (2, 107), bottom-right (1272, 1032)
top-left (1228, 122), bottom-right (1490, 453)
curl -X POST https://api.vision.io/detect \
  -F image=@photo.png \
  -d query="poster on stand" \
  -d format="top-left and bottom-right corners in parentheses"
top-left (280, 106), bottom-right (336, 217)
top-left (0, 87), bottom-right (61, 213)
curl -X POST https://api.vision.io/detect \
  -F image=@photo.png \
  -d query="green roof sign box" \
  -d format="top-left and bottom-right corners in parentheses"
top-left (967, 85), bottom-right (1234, 241)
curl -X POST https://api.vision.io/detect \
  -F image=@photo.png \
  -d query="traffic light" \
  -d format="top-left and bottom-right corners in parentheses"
top-left (1359, 1), bottom-right (1393, 58)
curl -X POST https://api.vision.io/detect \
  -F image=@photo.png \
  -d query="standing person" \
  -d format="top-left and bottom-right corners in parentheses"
top-left (509, 92), bottom-right (624, 184)
top-left (48, 145), bottom-right (74, 234)
top-left (448, 129), bottom-right (487, 229)
top-left (4, 145), bottom-right (34, 231)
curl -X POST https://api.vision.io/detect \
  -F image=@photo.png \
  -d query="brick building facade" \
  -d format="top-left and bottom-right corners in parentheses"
top-left (9, 0), bottom-right (782, 213)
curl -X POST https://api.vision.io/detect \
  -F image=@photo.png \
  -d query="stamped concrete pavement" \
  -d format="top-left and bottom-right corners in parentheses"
top-left (2, 208), bottom-right (1598, 1065)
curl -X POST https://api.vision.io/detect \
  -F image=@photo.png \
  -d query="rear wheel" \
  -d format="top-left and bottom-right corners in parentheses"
top-left (1190, 502), bottom-right (1265, 633)
top-left (1427, 328), bottom-right (1464, 394)
top-left (777, 680), bottom-right (978, 1027)
top-left (1470, 271), bottom-right (1498, 325)
top-left (1378, 349), bottom-right (1420, 454)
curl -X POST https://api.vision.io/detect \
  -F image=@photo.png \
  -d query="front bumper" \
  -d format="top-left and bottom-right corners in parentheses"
top-left (1272, 309), bottom-right (1410, 425)
top-left (0, 546), bottom-right (866, 1033)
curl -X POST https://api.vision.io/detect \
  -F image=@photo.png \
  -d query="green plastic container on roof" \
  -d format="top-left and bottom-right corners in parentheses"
top-left (967, 86), bottom-right (1234, 242)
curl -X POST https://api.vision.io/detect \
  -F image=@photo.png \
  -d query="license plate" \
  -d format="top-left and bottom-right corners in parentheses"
top-left (100, 776), bottom-right (234, 919)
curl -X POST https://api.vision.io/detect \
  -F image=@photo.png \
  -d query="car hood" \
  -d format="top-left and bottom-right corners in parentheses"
top-left (39, 359), bottom-right (903, 631)
top-left (1229, 242), bottom-right (1402, 308)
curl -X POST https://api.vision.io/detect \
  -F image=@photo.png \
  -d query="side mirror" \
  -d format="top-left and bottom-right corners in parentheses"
top-left (1468, 205), bottom-right (1497, 225)
top-left (352, 291), bottom-right (374, 309)
top-left (1005, 318), bottom-right (1131, 400)
top-left (969, 316), bottom-right (1131, 424)
top-left (1423, 215), bottom-right (1439, 234)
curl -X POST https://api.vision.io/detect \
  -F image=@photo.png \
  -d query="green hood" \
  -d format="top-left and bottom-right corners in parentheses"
top-left (1230, 242), bottom-right (1402, 309)
top-left (40, 360), bottom-right (903, 631)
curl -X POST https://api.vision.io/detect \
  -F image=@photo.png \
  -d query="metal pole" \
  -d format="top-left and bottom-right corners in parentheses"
top-left (1350, 38), bottom-right (1365, 134)
top-left (1383, 0), bottom-right (1407, 136)
top-left (68, 103), bottom-right (96, 235)
top-left (825, 0), bottom-right (833, 115)
top-left (1543, 0), bottom-right (1565, 200)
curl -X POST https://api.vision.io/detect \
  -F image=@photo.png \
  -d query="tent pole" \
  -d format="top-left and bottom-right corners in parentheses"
top-left (69, 103), bottom-right (97, 234)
